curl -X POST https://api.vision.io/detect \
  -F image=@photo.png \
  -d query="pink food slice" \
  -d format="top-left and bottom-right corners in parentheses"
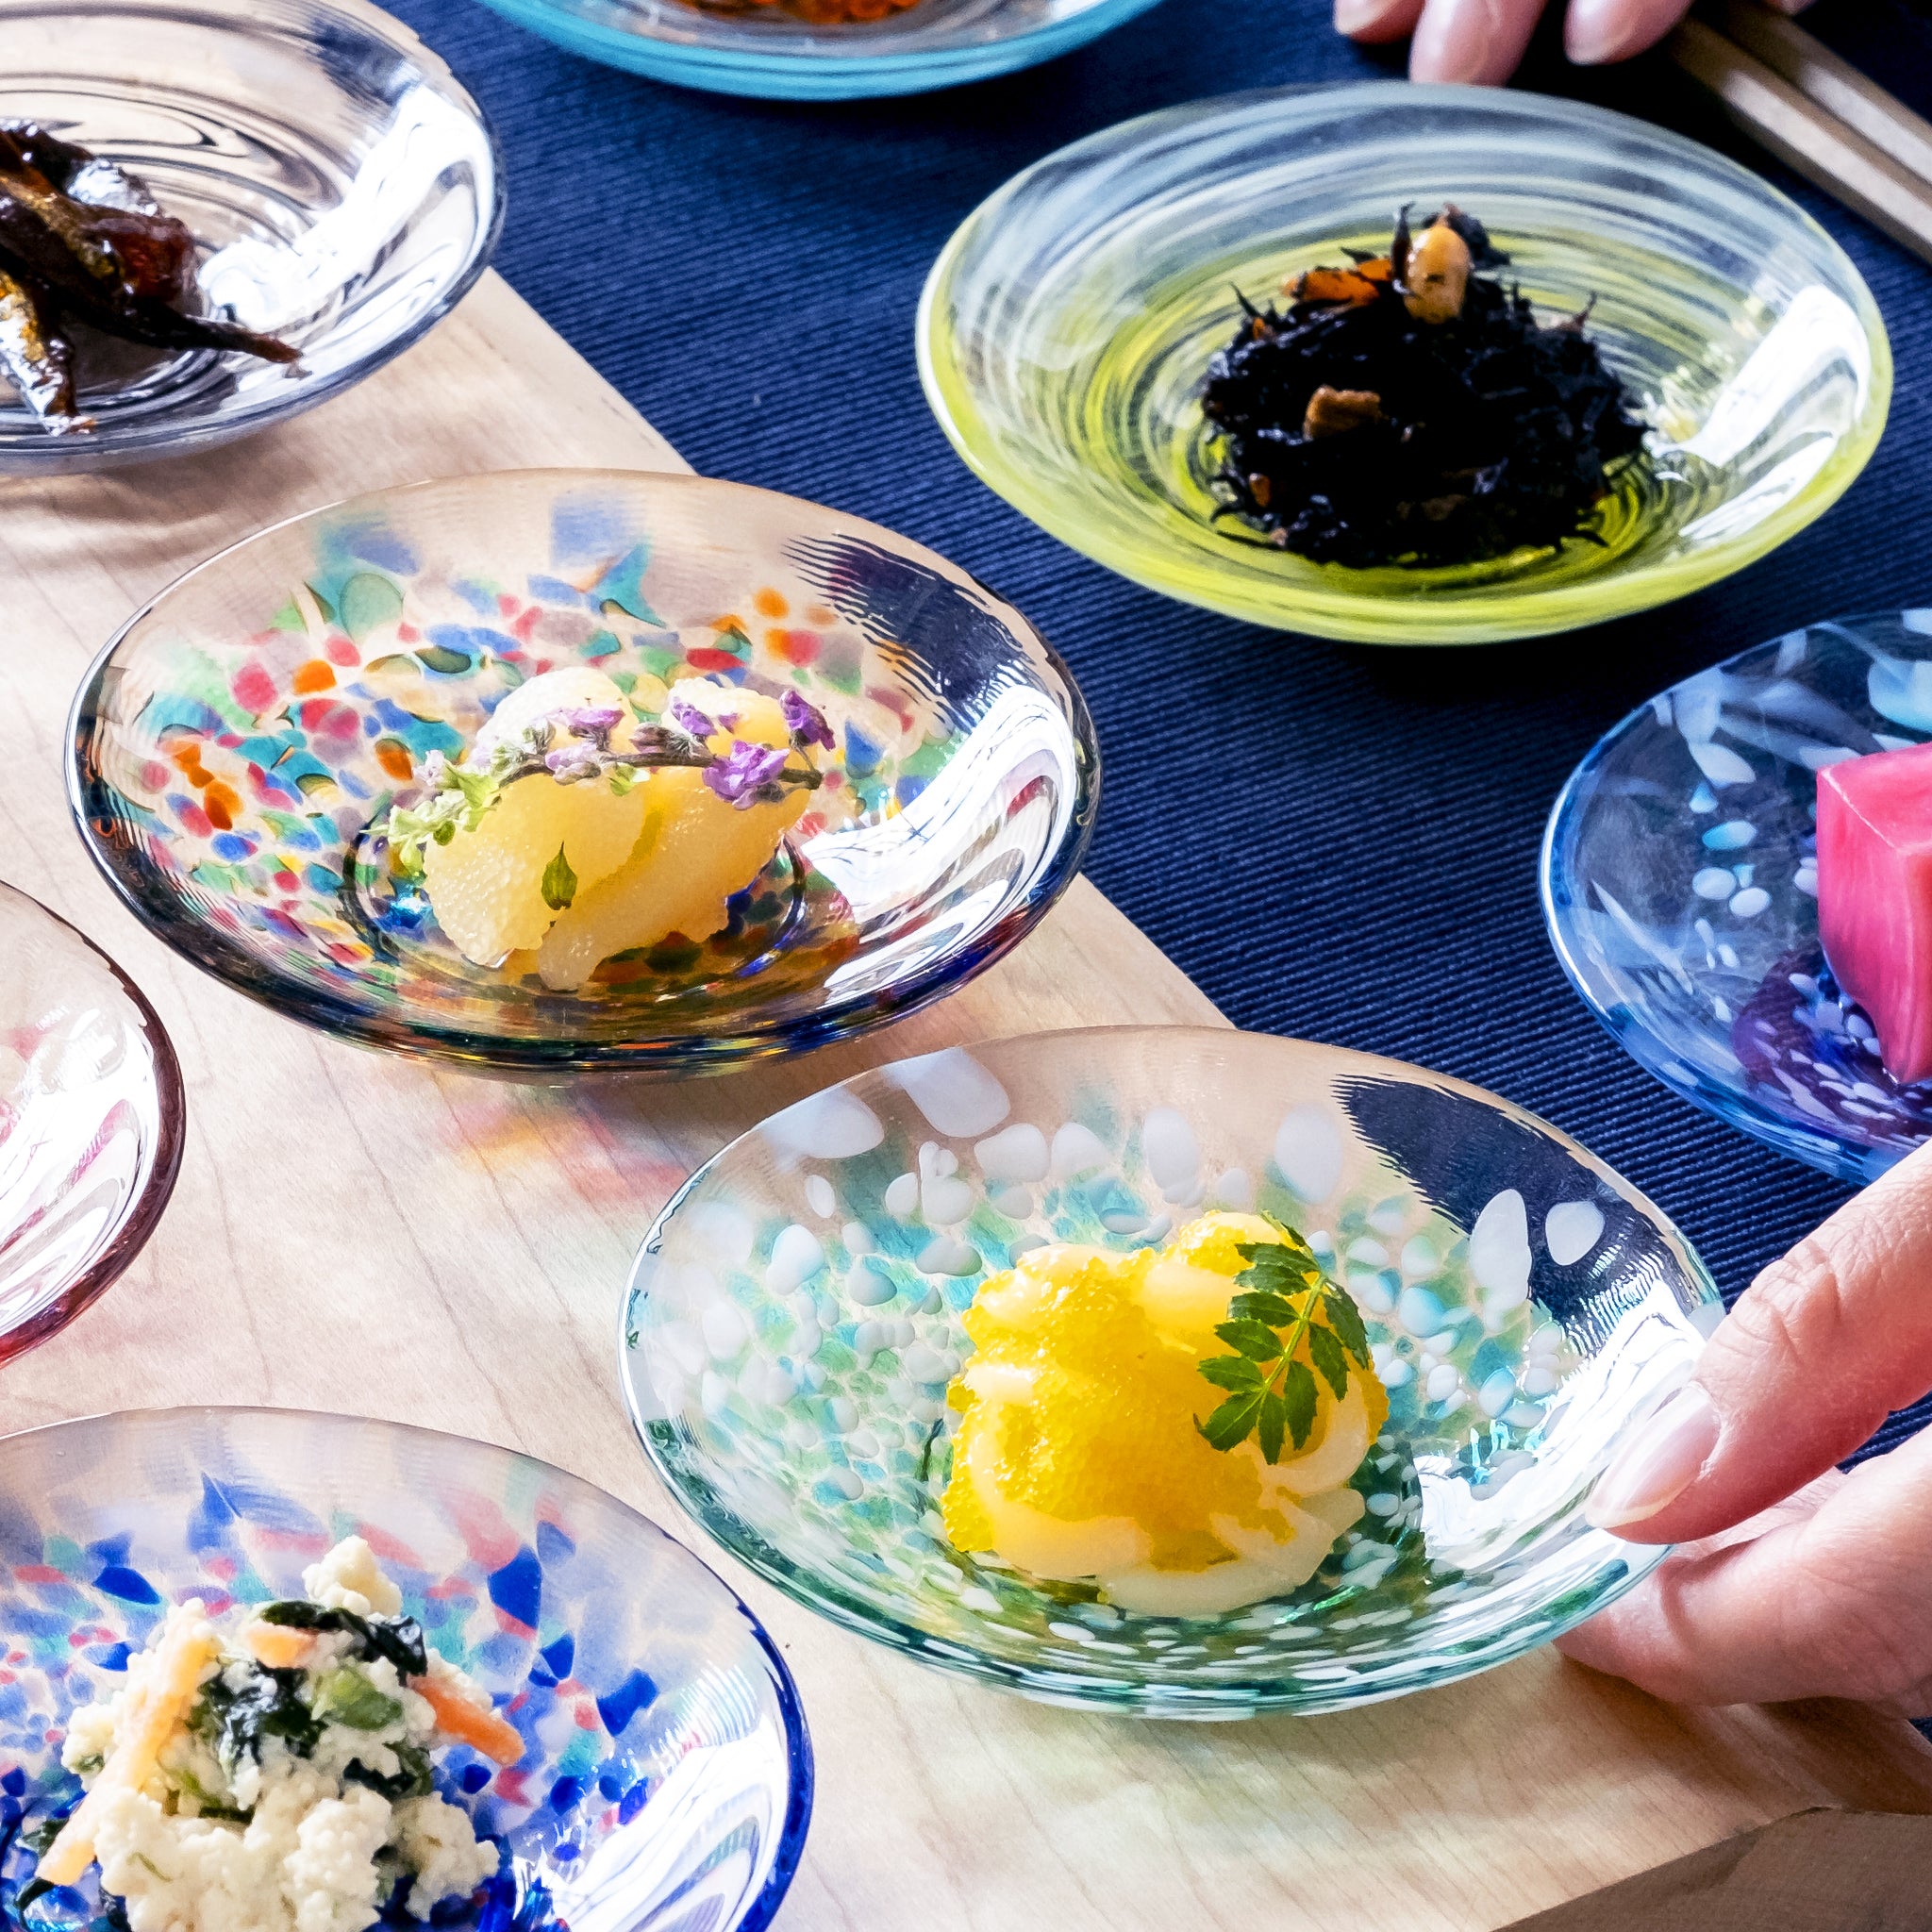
top-left (1817, 739), bottom-right (1932, 1084)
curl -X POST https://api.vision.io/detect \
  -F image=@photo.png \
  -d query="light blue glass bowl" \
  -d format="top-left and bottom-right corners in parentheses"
top-left (622, 1025), bottom-right (1721, 1716)
top-left (1544, 610), bottom-right (1932, 1186)
top-left (0, 1407), bottom-right (810, 1932)
top-left (473, 0), bottom-right (1163, 100)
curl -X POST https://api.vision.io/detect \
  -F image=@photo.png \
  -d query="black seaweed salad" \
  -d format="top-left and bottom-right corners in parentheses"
top-left (1201, 207), bottom-right (1647, 570)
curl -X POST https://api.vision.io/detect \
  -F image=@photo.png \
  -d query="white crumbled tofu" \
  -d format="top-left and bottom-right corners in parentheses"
top-left (57, 1539), bottom-right (502, 1932)
top-left (300, 1538), bottom-right (402, 1619)
top-left (391, 1796), bottom-right (500, 1917)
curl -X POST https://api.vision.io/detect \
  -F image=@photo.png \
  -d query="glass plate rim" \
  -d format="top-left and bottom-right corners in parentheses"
top-left (0, 878), bottom-right (188, 1366)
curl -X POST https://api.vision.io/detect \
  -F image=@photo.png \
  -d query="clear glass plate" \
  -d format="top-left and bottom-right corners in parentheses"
top-left (919, 83), bottom-right (1890, 646)
top-left (473, 0), bottom-right (1163, 102)
top-left (622, 1025), bottom-right (1721, 1716)
top-left (69, 468), bottom-right (1097, 1073)
top-left (0, 0), bottom-right (501, 472)
top-left (0, 1407), bottom-right (810, 1932)
top-left (0, 881), bottom-right (183, 1368)
top-left (1543, 609), bottom-right (1932, 1186)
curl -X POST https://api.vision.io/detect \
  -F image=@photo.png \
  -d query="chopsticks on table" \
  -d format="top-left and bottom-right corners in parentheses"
top-left (1669, 0), bottom-right (1932, 268)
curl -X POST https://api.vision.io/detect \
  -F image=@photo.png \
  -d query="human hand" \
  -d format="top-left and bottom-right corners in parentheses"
top-left (1337, 0), bottom-right (1813, 86)
top-left (1554, 1136), bottom-right (1932, 1716)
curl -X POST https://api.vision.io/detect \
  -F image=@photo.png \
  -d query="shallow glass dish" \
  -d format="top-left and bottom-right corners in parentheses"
top-left (918, 83), bottom-right (1889, 647)
top-left (1543, 610), bottom-right (1932, 1186)
top-left (622, 1025), bottom-right (1720, 1716)
top-left (473, 0), bottom-right (1161, 101)
top-left (0, 1406), bottom-right (810, 1932)
top-left (0, 882), bottom-right (184, 1368)
top-left (0, 0), bottom-right (501, 473)
top-left (70, 468), bottom-right (1096, 1074)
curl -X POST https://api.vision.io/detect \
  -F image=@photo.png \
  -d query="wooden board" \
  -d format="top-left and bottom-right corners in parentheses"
top-left (4, 271), bottom-right (1931, 1931)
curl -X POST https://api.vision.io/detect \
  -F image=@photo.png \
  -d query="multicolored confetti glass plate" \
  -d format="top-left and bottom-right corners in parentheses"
top-left (1543, 610), bottom-right (1932, 1186)
top-left (0, 1407), bottom-right (810, 1932)
top-left (69, 469), bottom-right (1096, 1073)
top-left (0, 882), bottom-right (184, 1368)
top-left (622, 1026), bottom-right (1720, 1716)
top-left (920, 84), bottom-right (1889, 645)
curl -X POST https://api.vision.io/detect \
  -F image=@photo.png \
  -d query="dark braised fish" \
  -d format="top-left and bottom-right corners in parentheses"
top-left (0, 121), bottom-right (296, 434)
top-left (1201, 207), bottom-right (1646, 571)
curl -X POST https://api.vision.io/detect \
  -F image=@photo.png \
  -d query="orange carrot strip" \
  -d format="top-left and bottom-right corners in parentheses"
top-left (411, 1673), bottom-right (524, 1766)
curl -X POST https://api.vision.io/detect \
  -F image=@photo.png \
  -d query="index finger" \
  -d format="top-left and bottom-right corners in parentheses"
top-left (1588, 1139), bottom-right (1932, 1545)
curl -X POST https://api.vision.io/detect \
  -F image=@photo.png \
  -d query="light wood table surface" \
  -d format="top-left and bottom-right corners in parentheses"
top-left (5, 274), bottom-right (1931, 1931)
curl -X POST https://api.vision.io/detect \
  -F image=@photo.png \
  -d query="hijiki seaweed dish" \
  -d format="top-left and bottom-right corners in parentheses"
top-left (1202, 207), bottom-right (1646, 570)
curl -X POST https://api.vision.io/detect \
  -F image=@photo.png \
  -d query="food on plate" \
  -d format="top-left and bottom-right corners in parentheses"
top-left (0, 122), bottom-right (296, 434)
top-left (1200, 206), bottom-right (1645, 569)
top-left (26, 1537), bottom-right (518, 1932)
top-left (687, 0), bottom-right (921, 24)
top-left (941, 1211), bottom-right (1387, 1615)
top-left (383, 668), bottom-right (831, 991)
top-left (1816, 737), bottom-right (1932, 1084)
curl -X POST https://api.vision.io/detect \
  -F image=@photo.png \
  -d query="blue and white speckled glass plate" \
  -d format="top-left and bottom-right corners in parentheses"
top-left (622, 1026), bottom-right (1721, 1717)
top-left (1543, 610), bottom-right (1932, 1186)
top-left (0, 1407), bottom-right (810, 1932)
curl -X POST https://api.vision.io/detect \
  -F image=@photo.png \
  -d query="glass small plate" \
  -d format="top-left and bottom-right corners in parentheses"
top-left (0, 1407), bottom-right (810, 1932)
top-left (69, 468), bottom-right (1096, 1074)
top-left (0, 882), bottom-right (184, 1367)
top-left (1543, 610), bottom-right (1932, 1186)
top-left (919, 83), bottom-right (1890, 646)
top-left (0, 0), bottom-right (501, 472)
top-left (472, 0), bottom-right (1162, 102)
top-left (622, 1024), bottom-right (1720, 1716)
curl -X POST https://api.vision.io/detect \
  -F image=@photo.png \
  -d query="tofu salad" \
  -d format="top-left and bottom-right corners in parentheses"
top-left (28, 1539), bottom-right (523, 1932)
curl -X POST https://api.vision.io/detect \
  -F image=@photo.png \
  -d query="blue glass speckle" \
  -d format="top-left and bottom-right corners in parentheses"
top-left (593, 1670), bottom-right (656, 1740)
top-left (486, 1548), bottom-right (541, 1631)
top-left (92, 1567), bottom-right (159, 1607)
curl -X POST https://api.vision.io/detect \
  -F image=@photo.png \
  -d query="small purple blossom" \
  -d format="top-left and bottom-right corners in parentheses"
top-left (562, 705), bottom-right (624, 741)
top-left (701, 740), bottom-right (790, 809)
top-left (667, 698), bottom-right (718, 741)
top-left (780, 689), bottom-right (835, 752)
top-left (545, 745), bottom-right (601, 783)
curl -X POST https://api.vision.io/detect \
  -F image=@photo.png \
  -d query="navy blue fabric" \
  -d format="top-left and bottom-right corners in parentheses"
top-left (387, 0), bottom-right (1932, 1456)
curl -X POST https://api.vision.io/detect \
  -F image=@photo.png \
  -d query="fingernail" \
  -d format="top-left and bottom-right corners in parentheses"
top-left (1409, 0), bottom-right (1504, 85)
top-left (1335, 0), bottom-right (1385, 33)
top-left (1564, 0), bottom-right (1635, 64)
top-left (1587, 1386), bottom-right (1720, 1529)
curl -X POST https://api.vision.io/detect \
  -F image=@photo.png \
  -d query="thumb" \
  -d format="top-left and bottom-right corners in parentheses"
top-left (1585, 1138), bottom-right (1932, 1545)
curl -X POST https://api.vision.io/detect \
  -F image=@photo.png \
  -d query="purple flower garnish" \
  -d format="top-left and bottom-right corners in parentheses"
top-left (562, 705), bottom-right (624, 741)
top-left (545, 745), bottom-right (601, 783)
top-left (702, 740), bottom-right (791, 809)
top-left (780, 689), bottom-right (835, 752)
top-left (667, 698), bottom-right (719, 741)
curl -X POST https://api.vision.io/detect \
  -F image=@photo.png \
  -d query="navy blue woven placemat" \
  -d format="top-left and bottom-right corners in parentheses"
top-left (386, 0), bottom-right (1932, 1457)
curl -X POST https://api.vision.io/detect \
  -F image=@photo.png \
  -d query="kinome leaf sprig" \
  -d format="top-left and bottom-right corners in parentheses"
top-left (1196, 1220), bottom-right (1374, 1465)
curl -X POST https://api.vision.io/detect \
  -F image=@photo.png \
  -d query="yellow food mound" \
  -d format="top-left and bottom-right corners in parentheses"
top-left (941, 1211), bottom-right (1389, 1616)
top-left (419, 671), bottom-right (813, 987)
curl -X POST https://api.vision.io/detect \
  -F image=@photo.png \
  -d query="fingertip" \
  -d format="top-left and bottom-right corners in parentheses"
top-left (1408, 0), bottom-right (1539, 86)
top-left (1337, 0), bottom-right (1424, 42)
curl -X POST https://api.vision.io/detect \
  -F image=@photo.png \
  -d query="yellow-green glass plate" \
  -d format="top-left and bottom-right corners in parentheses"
top-left (917, 83), bottom-right (1890, 647)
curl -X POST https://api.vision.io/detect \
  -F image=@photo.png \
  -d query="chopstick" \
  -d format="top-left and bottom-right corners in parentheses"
top-left (1668, 5), bottom-right (1932, 269)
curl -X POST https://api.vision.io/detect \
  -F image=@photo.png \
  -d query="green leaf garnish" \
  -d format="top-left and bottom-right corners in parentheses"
top-left (541, 842), bottom-right (577, 911)
top-left (1195, 1219), bottom-right (1372, 1465)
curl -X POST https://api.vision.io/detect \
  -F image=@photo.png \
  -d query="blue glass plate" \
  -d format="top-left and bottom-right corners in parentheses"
top-left (622, 1025), bottom-right (1720, 1716)
top-left (1542, 609), bottom-right (1932, 1186)
top-left (68, 468), bottom-right (1095, 1074)
top-left (474, 0), bottom-right (1163, 100)
top-left (0, 1407), bottom-right (810, 1932)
